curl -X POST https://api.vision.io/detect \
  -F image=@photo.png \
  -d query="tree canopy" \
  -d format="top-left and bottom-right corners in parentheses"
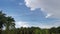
top-left (0, 11), bottom-right (15, 34)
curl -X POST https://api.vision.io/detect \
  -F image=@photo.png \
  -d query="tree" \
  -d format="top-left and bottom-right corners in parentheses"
top-left (0, 11), bottom-right (15, 34)
top-left (5, 16), bottom-right (15, 30)
top-left (0, 11), bottom-right (6, 34)
top-left (4, 16), bottom-right (15, 34)
top-left (56, 26), bottom-right (60, 34)
top-left (49, 27), bottom-right (56, 34)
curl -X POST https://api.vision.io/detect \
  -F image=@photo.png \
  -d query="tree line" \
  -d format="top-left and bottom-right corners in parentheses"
top-left (0, 11), bottom-right (60, 34)
top-left (2, 27), bottom-right (60, 34)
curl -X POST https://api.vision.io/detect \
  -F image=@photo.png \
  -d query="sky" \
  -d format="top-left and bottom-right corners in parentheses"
top-left (0, 0), bottom-right (60, 28)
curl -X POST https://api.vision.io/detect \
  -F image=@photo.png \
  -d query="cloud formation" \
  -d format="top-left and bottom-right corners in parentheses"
top-left (15, 21), bottom-right (60, 28)
top-left (15, 21), bottom-right (30, 28)
top-left (25, 0), bottom-right (60, 18)
top-left (45, 13), bottom-right (52, 18)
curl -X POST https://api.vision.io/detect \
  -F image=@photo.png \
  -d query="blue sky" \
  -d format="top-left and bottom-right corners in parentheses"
top-left (0, 0), bottom-right (60, 28)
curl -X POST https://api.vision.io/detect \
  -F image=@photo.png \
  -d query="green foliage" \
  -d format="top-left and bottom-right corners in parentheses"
top-left (2, 27), bottom-right (60, 34)
top-left (2, 26), bottom-right (60, 34)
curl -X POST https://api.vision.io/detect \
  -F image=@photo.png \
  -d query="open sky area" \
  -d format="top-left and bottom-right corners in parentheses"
top-left (0, 0), bottom-right (60, 28)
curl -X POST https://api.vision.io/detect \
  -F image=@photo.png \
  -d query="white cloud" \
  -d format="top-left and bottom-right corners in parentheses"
top-left (15, 21), bottom-right (60, 28)
top-left (25, 0), bottom-right (60, 18)
top-left (45, 13), bottom-right (52, 18)
top-left (15, 21), bottom-right (30, 28)
top-left (15, 21), bottom-right (50, 28)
